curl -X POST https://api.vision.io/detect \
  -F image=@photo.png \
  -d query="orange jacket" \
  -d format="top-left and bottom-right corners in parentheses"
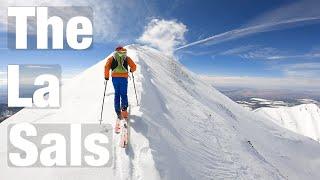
top-left (104, 56), bottom-right (137, 78)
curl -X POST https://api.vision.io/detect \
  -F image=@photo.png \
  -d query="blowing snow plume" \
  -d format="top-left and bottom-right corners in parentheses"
top-left (138, 19), bottom-right (187, 55)
top-left (1, 45), bottom-right (320, 180)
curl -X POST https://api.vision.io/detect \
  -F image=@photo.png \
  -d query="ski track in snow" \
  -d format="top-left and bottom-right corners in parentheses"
top-left (109, 50), bottom-right (160, 180)
top-left (1, 45), bottom-right (320, 180)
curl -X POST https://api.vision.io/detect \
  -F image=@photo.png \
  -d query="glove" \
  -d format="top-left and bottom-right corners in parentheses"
top-left (105, 77), bottom-right (109, 81)
top-left (130, 69), bottom-right (134, 73)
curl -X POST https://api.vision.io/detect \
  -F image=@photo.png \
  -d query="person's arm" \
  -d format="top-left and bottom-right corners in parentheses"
top-left (104, 57), bottom-right (113, 80)
top-left (127, 56), bottom-right (137, 72)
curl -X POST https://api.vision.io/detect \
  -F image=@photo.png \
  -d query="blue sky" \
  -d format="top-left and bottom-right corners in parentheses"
top-left (1, 0), bottom-right (320, 90)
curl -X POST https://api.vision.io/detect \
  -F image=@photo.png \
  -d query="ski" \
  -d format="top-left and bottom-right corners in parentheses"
top-left (120, 120), bottom-right (129, 148)
top-left (115, 118), bottom-right (121, 134)
top-left (119, 107), bottom-right (130, 148)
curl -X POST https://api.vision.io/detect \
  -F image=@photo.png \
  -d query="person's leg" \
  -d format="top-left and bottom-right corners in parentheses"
top-left (120, 77), bottom-right (128, 110)
top-left (112, 78), bottom-right (121, 115)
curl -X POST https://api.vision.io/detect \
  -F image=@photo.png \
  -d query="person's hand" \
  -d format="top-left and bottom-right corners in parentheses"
top-left (105, 77), bottom-right (109, 81)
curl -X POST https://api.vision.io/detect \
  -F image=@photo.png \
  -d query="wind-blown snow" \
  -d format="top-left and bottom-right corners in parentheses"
top-left (1, 45), bottom-right (320, 180)
top-left (255, 104), bottom-right (320, 142)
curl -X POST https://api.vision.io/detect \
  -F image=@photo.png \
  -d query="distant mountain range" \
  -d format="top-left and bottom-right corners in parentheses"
top-left (235, 97), bottom-right (319, 110)
top-left (0, 104), bottom-right (22, 123)
top-left (215, 87), bottom-right (320, 110)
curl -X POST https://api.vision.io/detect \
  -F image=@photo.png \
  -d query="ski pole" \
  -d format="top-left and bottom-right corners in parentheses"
top-left (99, 80), bottom-right (108, 125)
top-left (131, 72), bottom-right (139, 106)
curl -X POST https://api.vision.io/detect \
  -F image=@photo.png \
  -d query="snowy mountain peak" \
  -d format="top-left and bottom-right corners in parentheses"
top-left (255, 103), bottom-right (320, 142)
top-left (1, 45), bottom-right (320, 180)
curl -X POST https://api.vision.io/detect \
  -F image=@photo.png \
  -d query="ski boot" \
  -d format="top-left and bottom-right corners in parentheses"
top-left (121, 107), bottom-right (128, 119)
top-left (120, 129), bottom-right (128, 148)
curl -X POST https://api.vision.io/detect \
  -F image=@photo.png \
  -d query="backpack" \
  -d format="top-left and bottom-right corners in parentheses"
top-left (111, 56), bottom-right (128, 73)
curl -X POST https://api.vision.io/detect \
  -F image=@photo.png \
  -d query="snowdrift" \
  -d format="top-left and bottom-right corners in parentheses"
top-left (255, 104), bottom-right (320, 142)
top-left (1, 45), bottom-right (320, 180)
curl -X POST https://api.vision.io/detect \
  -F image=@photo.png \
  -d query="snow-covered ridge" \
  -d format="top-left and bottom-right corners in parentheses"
top-left (1, 45), bottom-right (320, 180)
top-left (255, 104), bottom-right (320, 142)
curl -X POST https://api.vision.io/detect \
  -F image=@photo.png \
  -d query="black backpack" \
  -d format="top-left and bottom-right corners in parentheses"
top-left (111, 56), bottom-right (128, 72)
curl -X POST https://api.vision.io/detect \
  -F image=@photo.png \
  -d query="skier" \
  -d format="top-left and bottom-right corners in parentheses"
top-left (104, 46), bottom-right (137, 120)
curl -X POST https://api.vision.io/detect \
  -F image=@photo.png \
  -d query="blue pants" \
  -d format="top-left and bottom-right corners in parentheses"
top-left (112, 77), bottom-right (128, 113)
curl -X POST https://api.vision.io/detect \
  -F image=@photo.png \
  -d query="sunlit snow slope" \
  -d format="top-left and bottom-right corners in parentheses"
top-left (1, 45), bottom-right (320, 180)
top-left (255, 104), bottom-right (320, 142)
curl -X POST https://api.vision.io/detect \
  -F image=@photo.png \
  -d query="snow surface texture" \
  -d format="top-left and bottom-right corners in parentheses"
top-left (255, 104), bottom-right (320, 142)
top-left (1, 45), bottom-right (320, 180)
